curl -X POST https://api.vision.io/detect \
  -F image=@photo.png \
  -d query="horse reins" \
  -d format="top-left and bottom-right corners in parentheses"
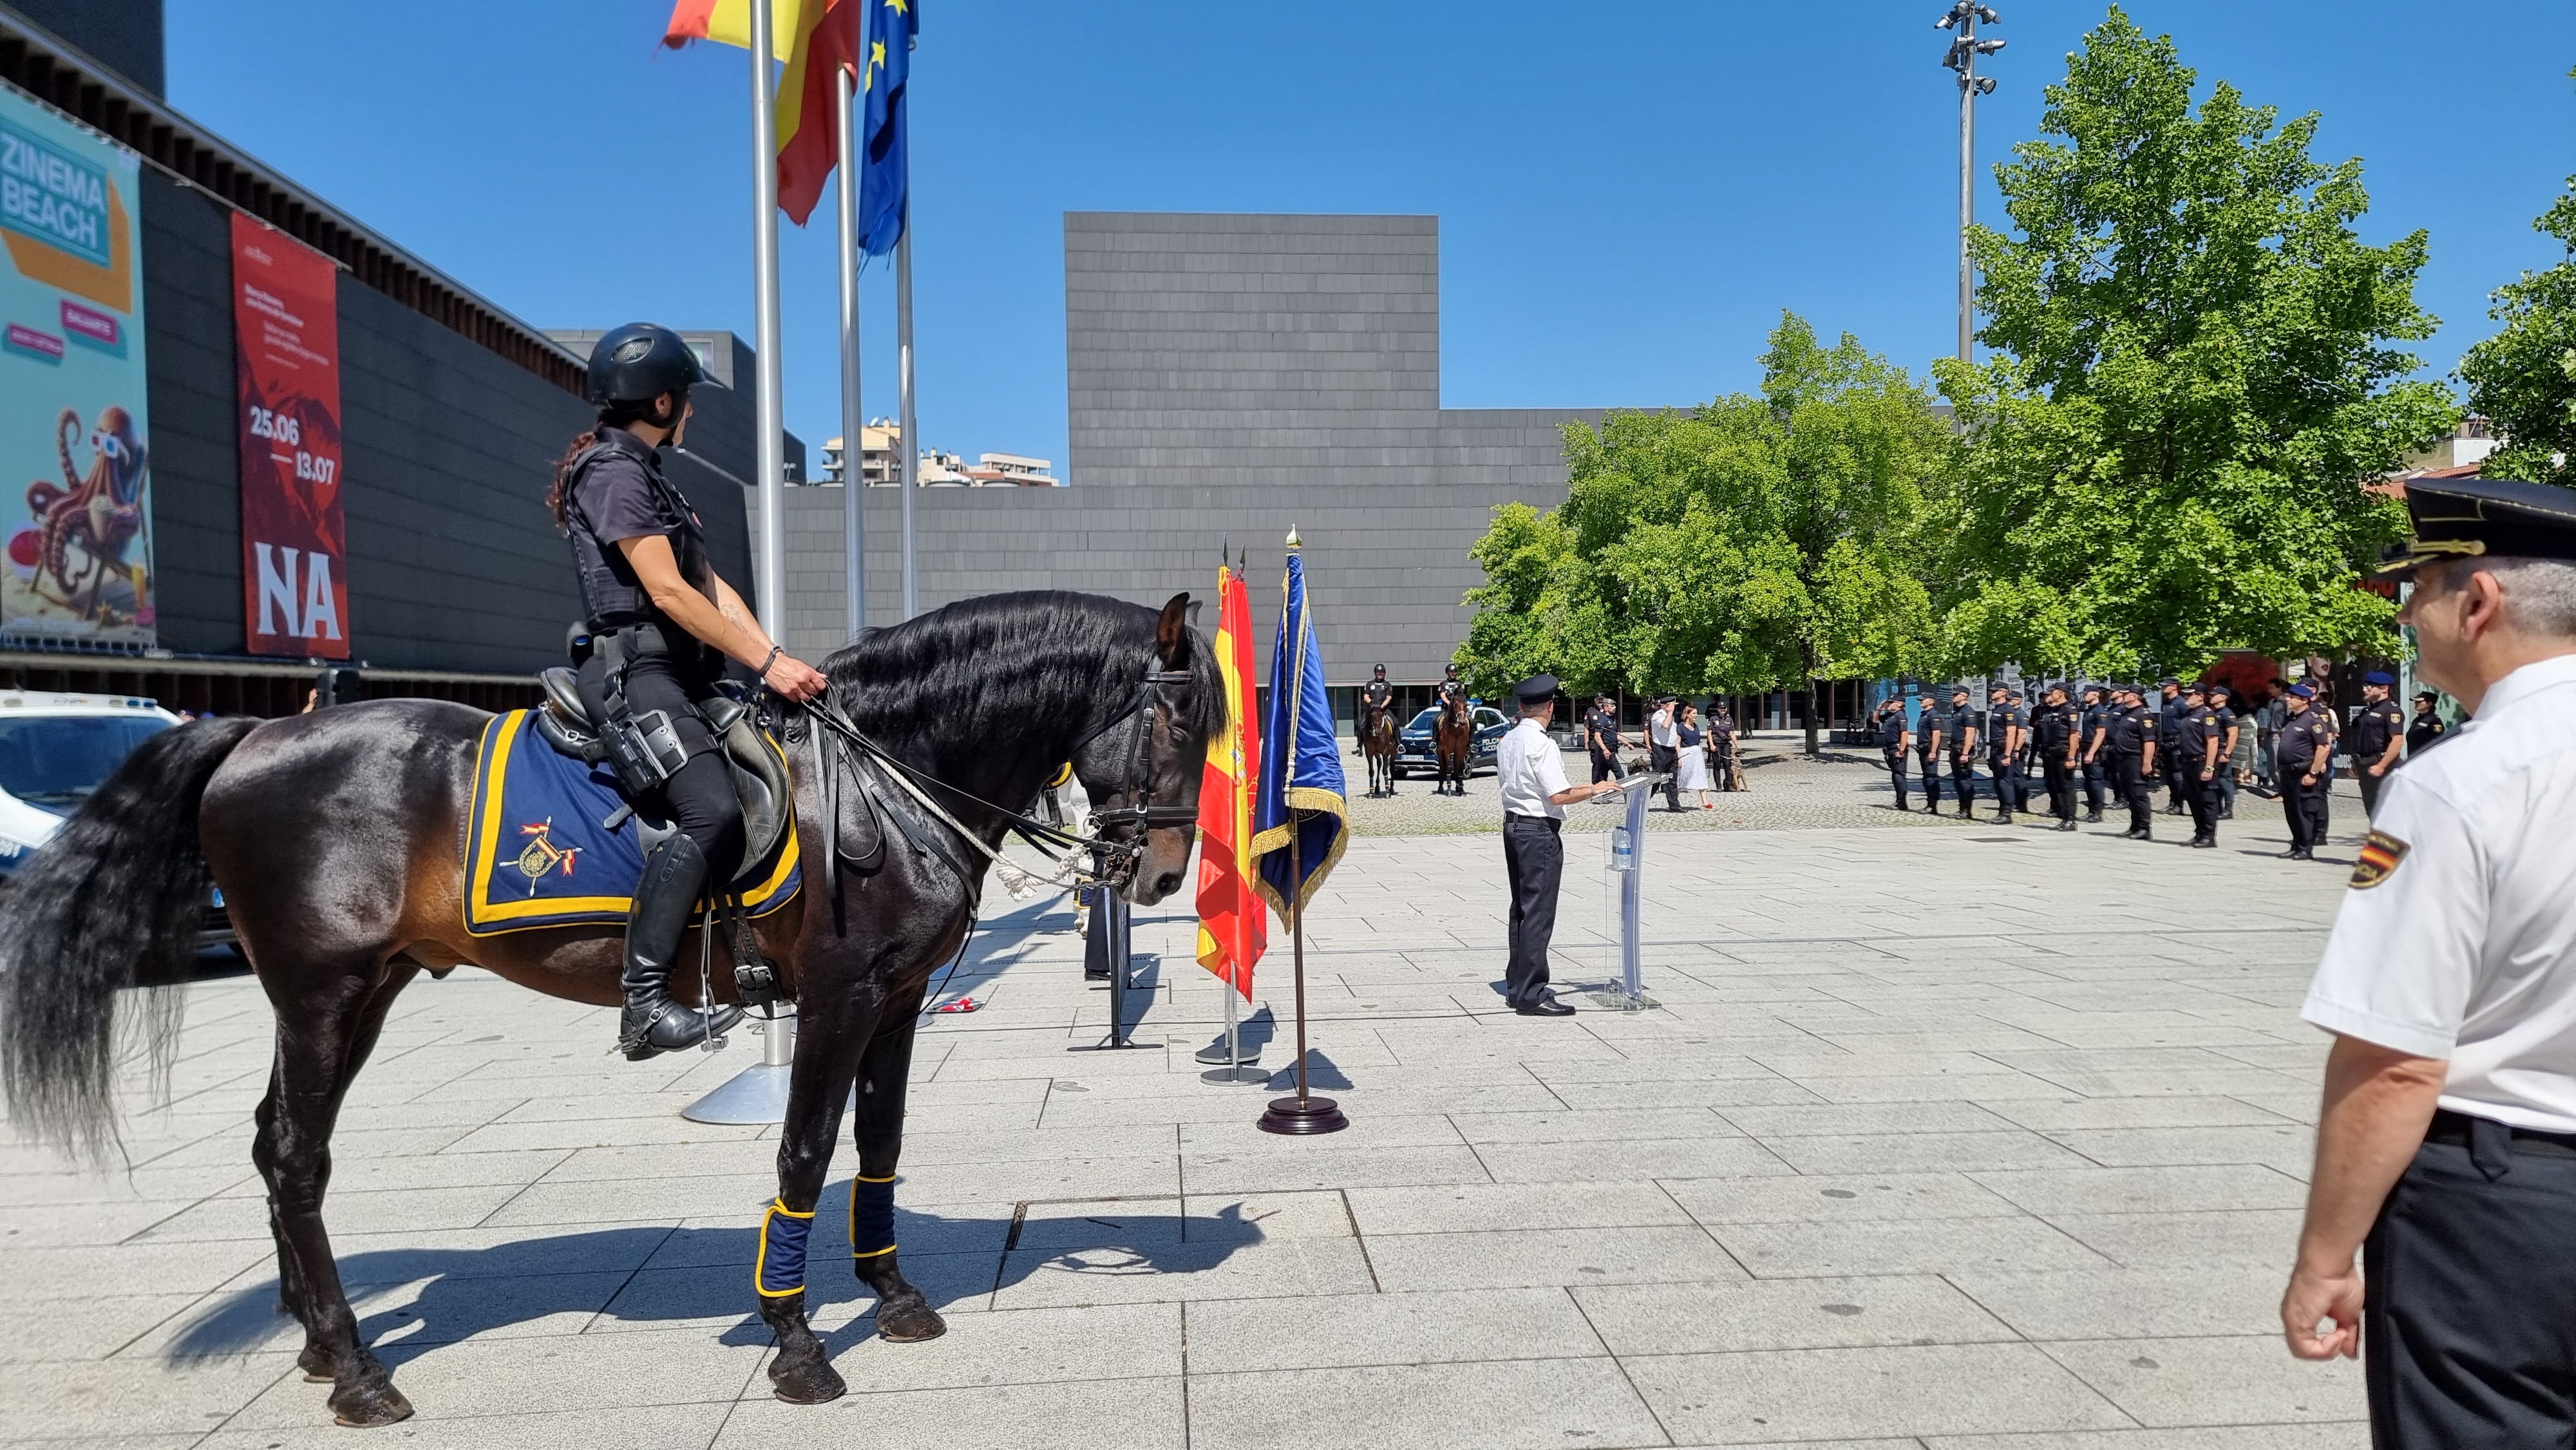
top-left (794, 663), bottom-right (1197, 896)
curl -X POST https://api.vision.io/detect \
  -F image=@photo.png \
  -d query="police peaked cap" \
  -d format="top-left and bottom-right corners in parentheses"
top-left (1514, 675), bottom-right (1560, 703)
top-left (2379, 475), bottom-right (2576, 578)
top-left (585, 323), bottom-right (708, 407)
top-left (2363, 670), bottom-right (2396, 686)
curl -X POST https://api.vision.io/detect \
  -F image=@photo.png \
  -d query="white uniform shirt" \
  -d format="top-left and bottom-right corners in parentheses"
top-left (1650, 706), bottom-right (1677, 749)
top-left (2301, 653), bottom-right (2576, 1133)
top-left (1496, 716), bottom-right (1572, 821)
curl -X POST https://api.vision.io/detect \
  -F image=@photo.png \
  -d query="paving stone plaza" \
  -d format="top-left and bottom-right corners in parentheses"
top-left (2, 752), bottom-right (2376, 1449)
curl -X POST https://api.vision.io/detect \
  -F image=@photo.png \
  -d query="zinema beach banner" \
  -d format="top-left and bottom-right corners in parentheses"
top-left (231, 212), bottom-right (348, 657)
top-left (0, 88), bottom-right (155, 644)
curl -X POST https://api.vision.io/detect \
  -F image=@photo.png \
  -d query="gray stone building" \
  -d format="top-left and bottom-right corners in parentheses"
top-left (760, 212), bottom-right (1615, 694)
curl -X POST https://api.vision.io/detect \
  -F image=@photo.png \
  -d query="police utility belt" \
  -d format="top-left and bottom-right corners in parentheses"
top-left (591, 619), bottom-right (719, 798)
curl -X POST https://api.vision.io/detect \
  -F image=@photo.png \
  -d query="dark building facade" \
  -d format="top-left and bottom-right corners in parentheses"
top-left (766, 212), bottom-right (1607, 716)
top-left (1, 3), bottom-right (777, 714)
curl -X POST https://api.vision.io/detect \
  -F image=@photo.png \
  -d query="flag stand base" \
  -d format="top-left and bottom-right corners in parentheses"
top-left (1202, 1066), bottom-right (1269, 1085)
top-left (1257, 1095), bottom-right (1347, 1135)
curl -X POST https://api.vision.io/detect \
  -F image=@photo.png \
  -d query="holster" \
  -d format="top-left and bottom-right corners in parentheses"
top-left (593, 623), bottom-right (715, 796)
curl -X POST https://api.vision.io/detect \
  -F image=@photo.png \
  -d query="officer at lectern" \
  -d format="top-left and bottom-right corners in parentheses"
top-left (1495, 675), bottom-right (1624, 1017)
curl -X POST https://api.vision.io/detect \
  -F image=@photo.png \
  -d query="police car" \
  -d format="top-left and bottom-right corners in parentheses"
top-left (0, 691), bottom-right (235, 947)
top-left (1394, 704), bottom-right (1513, 778)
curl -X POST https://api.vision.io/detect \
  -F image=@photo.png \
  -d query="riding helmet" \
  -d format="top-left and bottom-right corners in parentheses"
top-left (585, 323), bottom-right (709, 407)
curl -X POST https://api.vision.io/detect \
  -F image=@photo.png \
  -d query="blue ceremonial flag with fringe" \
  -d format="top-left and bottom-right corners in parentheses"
top-left (1251, 547), bottom-right (1347, 917)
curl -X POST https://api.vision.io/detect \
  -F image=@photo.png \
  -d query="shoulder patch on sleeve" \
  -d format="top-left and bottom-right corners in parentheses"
top-left (2351, 829), bottom-right (2410, 889)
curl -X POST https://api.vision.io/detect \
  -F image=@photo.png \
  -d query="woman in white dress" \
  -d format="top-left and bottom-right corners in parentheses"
top-left (1674, 702), bottom-right (1713, 807)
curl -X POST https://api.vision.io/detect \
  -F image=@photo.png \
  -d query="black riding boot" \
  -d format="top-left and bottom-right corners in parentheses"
top-left (618, 833), bottom-right (745, 1060)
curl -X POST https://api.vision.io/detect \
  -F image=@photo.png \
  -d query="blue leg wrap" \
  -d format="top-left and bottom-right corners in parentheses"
top-left (851, 1174), bottom-right (897, 1259)
top-left (757, 1198), bottom-right (813, 1297)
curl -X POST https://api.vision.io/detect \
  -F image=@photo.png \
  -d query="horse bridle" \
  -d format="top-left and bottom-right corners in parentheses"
top-left (1068, 666), bottom-right (1201, 845)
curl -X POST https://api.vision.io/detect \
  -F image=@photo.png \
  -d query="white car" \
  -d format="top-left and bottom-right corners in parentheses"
top-left (0, 690), bottom-right (236, 948)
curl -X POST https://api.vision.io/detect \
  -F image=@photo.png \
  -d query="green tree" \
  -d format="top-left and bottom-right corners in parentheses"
top-left (1936, 6), bottom-right (2457, 675)
top-left (2459, 77), bottom-right (2576, 487)
top-left (1458, 314), bottom-right (1950, 755)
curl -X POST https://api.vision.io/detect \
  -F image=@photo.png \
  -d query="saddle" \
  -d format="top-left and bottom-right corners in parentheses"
top-left (529, 664), bottom-right (792, 872)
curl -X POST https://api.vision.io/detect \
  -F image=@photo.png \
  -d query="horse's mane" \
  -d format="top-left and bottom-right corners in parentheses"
top-left (820, 590), bottom-right (1226, 750)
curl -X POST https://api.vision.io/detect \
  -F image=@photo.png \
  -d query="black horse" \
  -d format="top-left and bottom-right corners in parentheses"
top-left (0, 590), bottom-right (1217, 1427)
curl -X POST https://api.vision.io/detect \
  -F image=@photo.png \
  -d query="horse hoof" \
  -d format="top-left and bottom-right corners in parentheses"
top-left (328, 1379), bottom-right (415, 1427)
top-left (876, 1301), bottom-right (948, 1343)
top-left (770, 1357), bottom-right (848, 1405)
top-left (297, 1344), bottom-right (334, 1384)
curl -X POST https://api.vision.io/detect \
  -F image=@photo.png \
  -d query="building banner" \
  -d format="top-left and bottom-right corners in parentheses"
top-left (231, 212), bottom-right (347, 657)
top-left (0, 88), bottom-right (154, 644)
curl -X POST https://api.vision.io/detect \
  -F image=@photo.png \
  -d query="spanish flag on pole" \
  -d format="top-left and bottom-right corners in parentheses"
top-left (663, 0), bottom-right (861, 225)
top-left (1194, 564), bottom-right (1266, 1001)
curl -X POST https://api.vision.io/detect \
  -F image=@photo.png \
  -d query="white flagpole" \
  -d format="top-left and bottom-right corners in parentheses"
top-left (749, 0), bottom-right (786, 641)
top-left (687, 0), bottom-right (794, 1122)
top-left (835, 60), bottom-right (865, 638)
top-left (896, 209), bottom-right (918, 620)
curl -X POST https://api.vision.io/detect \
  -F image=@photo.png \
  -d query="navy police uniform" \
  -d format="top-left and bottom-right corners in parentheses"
top-left (1871, 699), bottom-right (1911, 809)
top-left (2350, 673), bottom-right (2407, 818)
top-left (1985, 691), bottom-right (2022, 820)
top-left (2175, 691), bottom-right (2223, 847)
top-left (2078, 689), bottom-right (2110, 821)
top-left (1945, 693), bottom-right (1980, 818)
top-left (2107, 693), bottom-right (2157, 838)
top-left (2275, 688), bottom-right (2331, 859)
top-left (565, 427), bottom-right (746, 881)
top-left (2034, 692), bottom-right (2081, 829)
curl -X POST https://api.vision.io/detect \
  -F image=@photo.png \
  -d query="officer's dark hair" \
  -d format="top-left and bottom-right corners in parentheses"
top-left (545, 395), bottom-right (688, 531)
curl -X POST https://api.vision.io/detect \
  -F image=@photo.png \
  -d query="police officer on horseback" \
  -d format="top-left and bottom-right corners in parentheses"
top-left (551, 323), bottom-right (829, 1059)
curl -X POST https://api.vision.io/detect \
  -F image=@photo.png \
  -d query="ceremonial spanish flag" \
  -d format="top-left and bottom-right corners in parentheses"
top-left (663, 0), bottom-right (860, 226)
top-left (1194, 565), bottom-right (1266, 1001)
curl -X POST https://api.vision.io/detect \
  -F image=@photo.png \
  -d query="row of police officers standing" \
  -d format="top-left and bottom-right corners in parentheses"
top-left (1868, 672), bottom-right (2402, 858)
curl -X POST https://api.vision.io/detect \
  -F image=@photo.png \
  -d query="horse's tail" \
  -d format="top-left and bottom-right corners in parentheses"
top-left (1, 715), bottom-right (262, 1156)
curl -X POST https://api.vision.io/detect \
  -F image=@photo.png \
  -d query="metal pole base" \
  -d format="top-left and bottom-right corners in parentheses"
top-left (1257, 1095), bottom-right (1349, 1135)
top-left (682, 1009), bottom-right (795, 1124)
top-left (1584, 988), bottom-right (1661, 1012)
top-left (1200, 1065), bottom-right (1270, 1085)
top-left (680, 1062), bottom-right (795, 1124)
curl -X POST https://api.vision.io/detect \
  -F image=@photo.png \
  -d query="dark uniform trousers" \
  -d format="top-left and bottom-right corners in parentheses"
top-left (2041, 756), bottom-right (2076, 823)
top-left (2358, 765), bottom-right (2389, 818)
top-left (2365, 1113), bottom-right (2576, 1447)
top-left (2082, 757), bottom-right (2107, 816)
top-left (1987, 748), bottom-right (2017, 814)
top-left (1948, 751), bottom-right (1976, 813)
top-left (575, 650), bottom-right (746, 880)
top-left (2110, 750), bottom-right (2154, 833)
top-left (1884, 746), bottom-right (1910, 810)
top-left (1917, 747), bottom-right (1943, 809)
top-left (1649, 743), bottom-right (1680, 810)
top-left (1501, 814), bottom-right (1564, 1008)
top-left (2180, 753), bottom-right (2218, 839)
top-left (2282, 771), bottom-right (2327, 853)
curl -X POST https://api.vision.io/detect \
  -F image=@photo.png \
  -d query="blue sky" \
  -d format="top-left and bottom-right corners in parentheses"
top-left (168, 1), bottom-right (2573, 476)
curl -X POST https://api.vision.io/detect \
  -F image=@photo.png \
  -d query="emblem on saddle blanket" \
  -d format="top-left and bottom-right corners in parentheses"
top-left (460, 710), bottom-right (799, 936)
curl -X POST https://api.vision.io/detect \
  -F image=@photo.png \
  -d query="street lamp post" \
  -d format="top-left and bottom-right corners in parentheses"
top-left (1937, 3), bottom-right (2004, 364)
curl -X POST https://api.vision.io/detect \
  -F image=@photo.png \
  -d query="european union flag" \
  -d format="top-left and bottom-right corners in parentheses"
top-left (1251, 547), bottom-right (1347, 918)
top-left (858, 0), bottom-right (916, 256)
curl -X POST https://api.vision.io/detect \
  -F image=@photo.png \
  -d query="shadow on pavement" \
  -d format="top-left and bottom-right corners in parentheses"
top-left (162, 1194), bottom-right (1267, 1368)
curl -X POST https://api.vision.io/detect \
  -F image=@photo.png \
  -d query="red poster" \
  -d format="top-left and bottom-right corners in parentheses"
top-left (230, 212), bottom-right (347, 657)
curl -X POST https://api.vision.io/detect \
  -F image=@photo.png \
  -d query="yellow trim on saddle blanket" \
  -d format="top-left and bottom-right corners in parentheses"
top-left (460, 709), bottom-right (800, 936)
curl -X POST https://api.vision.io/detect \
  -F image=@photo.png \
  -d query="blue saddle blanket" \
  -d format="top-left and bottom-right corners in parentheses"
top-left (462, 709), bottom-right (799, 937)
